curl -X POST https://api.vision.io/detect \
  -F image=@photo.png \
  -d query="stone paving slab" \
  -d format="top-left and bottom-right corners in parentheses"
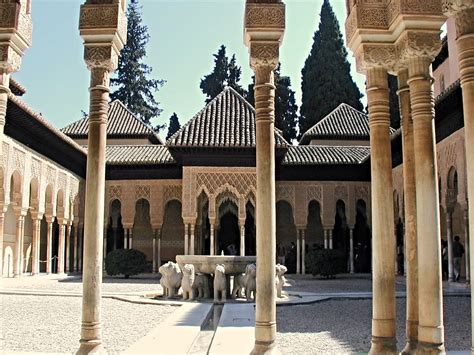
top-left (124, 303), bottom-right (212, 354)
top-left (208, 303), bottom-right (255, 355)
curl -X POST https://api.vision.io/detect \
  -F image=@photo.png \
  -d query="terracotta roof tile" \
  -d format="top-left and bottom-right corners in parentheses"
top-left (167, 87), bottom-right (287, 148)
top-left (61, 100), bottom-right (163, 144)
top-left (105, 145), bottom-right (175, 166)
top-left (283, 145), bottom-right (370, 165)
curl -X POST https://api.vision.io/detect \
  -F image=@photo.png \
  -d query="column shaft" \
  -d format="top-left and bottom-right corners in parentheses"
top-left (14, 215), bottom-right (25, 277)
top-left (0, 211), bottom-right (5, 276)
top-left (456, 30), bottom-right (474, 352)
top-left (58, 223), bottom-right (66, 274)
top-left (210, 224), bottom-right (215, 256)
top-left (184, 224), bottom-right (189, 255)
top-left (240, 224), bottom-right (245, 256)
top-left (31, 219), bottom-right (41, 275)
top-left (157, 228), bottom-right (161, 270)
top-left (190, 224), bottom-right (195, 255)
top-left (446, 212), bottom-right (454, 281)
top-left (73, 225), bottom-right (78, 272)
top-left (398, 69), bottom-right (419, 353)
top-left (349, 228), bottom-right (355, 274)
top-left (152, 230), bottom-right (157, 273)
top-left (296, 231), bottom-right (301, 274)
top-left (366, 67), bottom-right (397, 354)
top-left (253, 65), bottom-right (277, 352)
top-left (464, 210), bottom-right (470, 283)
top-left (301, 229), bottom-right (306, 275)
top-left (46, 219), bottom-right (53, 274)
top-left (408, 56), bottom-right (444, 351)
top-left (66, 224), bottom-right (72, 273)
top-left (324, 230), bottom-right (328, 249)
top-left (328, 230), bottom-right (333, 250)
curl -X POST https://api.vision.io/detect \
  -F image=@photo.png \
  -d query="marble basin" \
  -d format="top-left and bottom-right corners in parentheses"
top-left (176, 255), bottom-right (256, 274)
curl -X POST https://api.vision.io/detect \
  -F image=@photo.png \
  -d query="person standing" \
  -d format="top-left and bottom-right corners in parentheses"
top-left (452, 235), bottom-right (465, 282)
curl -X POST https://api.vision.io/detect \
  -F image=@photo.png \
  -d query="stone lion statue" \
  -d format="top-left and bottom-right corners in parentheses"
top-left (244, 263), bottom-right (256, 301)
top-left (159, 261), bottom-right (182, 299)
top-left (275, 264), bottom-right (288, 298)
top-left (232, 273), bottom-right (246, 299)
top-left (181, 264), bottom-right (196, 301)
top-left (213, 264), bottom-right (227, 303)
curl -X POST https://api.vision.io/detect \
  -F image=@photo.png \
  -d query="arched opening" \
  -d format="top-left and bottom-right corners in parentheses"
top-left (276, 200), bottom-right (296, 271)
top-left (161, 200), bottom-right (184, 262)
top-left (196, 191), bottom-right (209, 256)
top-left (245, 201), bottom-right (256, 256)
top-left (106, 199), bottom-right (124, 255)
top-left (333, 200), bottom-right (348, 253)
top-left (306, 200), bottom-right (324, 249)
top-left (354, 199), bottom-right (371, 273)
top-left (132, 198), bottom-right (153, 261)
top-left (217, 200), bottom-right (239, 255)
top-left (10, 171), bottom-right (22, 208)
top-left (23, 209), bottom-right (33, 273)
top-left (3, 204), bottom-right (16, 277)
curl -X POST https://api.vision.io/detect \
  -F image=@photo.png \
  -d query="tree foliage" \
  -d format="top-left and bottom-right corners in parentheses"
top-left (299, 0), bottom-right (363, 137)
top-left (110, 0), bottom-right (165, 131)
top-left (200, 45), bottom-right (247, 103)
top-left (166, 112), bottom-right (181, 140)
top-left (246, 64), bottom-right (298, 143)
top-left (105, 249), bottom-right (149, 278)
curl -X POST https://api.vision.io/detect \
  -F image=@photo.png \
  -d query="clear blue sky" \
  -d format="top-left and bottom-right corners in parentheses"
top-left (16, 0), bottom-right (366, 139)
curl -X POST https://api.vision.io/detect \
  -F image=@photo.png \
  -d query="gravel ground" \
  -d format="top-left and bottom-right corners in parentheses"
top-left (1, 295), bottom-right (176, 353)
top-left (277, 296), bottom-right (471, 354)
top-left (1, 274), bottom-right (162, 294)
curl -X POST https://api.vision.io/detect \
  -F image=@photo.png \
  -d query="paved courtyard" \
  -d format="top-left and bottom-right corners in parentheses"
top-left (1, 274), bottom-right (471, 353)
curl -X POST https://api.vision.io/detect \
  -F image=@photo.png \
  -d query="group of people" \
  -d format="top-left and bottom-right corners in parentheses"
top-left (442, 236), bottom-right (466, 282)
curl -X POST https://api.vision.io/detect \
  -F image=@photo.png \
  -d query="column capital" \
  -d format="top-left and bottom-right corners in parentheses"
top-left (397, 30), bottom-right (442, 63)
top-left (443, 2), bottom-right (474, 38)
top-left (355, 43), bottom-right (400, 74)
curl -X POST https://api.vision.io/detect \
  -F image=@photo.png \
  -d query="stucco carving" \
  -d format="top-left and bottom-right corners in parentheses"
top-left (84, 46), bottom-right (118, 71)
top-left (276, 185), bottom-right (295, 210)
top-left (250, 42), bottom-right (279, 69)
top-left (307, 185), bottom-right (322, 204)
top-left (335, 185), bottom-right (349, 203)
top-left (355, 185), bottom-right (369, 203)
top-left (135, 185), bottom-right (150, 201)
top-left (12, 147), bottom-right (25, 174)
top-left (246, 5), bottom-right (285, 28)
top-left (30, 158), bottom-right (40, 180)
top-left (108, 185), bottom-right (122, 201)
top-left (398, 31), bottom-right (442, 60)
top-left (163, 184), bottom-right (182, 204)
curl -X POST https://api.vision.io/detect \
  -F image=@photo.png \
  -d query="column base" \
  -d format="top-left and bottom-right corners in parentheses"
top-left (401, 339), bottom-right (418, 354)
top-left (416, 341), bottom-right (445, 354)
top-left (369, 336), bottom-right (397, 354)
top-left (77, 340), bottom-right (105, 354)
top-left (251, 341), bottom-right (279, 355)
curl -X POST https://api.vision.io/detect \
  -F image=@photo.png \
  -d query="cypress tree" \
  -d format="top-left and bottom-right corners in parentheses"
top-left (200, 45), bottom-right (247, 103)
top-left (246, 64), bottom-right (298, 143)
top-left (110, 0), bottom-right (165, 130)
top-left (300, 0), bottom-right (363, 136)
top-left (166, 113), bottom-right (181, 140)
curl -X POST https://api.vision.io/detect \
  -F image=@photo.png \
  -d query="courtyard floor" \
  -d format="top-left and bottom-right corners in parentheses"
top-left (1, 273), bottom-right (471, 354)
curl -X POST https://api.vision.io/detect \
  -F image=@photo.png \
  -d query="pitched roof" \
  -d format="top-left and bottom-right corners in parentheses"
top-left (299, 103), bottom-right (370, 144)
top-left (167, 87), bottom-right (288, 148)
top-left (61, 100), bottom-right (163, 144)
top-left (105, 145), bottom-right (175, 166)
top-left (283, 145), bottom-right (370, 165)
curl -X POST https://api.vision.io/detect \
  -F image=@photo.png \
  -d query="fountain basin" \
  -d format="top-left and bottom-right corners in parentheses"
top-left (176, 255), bottom-right (256, 274)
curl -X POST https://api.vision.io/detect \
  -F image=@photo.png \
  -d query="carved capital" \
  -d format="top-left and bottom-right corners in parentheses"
top-left (398, 31), bottom-right (442, 61)
top-left (452, 7), bottom-right (474, 38)
top-left (84, 45), bottom-right (118, 71)
top-left (0, 44), bottom-right (21, 73)
top-left (249, 42), bottom-right (279, 70)
top-left (245, 3), bottom-right (285, 29)
top-left (355, 43), bottom-right (398, 73)
top-left (442, 0), bottom-right (474, 15)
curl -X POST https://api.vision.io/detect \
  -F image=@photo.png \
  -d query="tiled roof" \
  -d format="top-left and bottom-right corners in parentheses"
top-left (7, 94), bottom-right (87, 154)
top-left (300, 103), bottom-right (370, 144)
top-left (61, 100), bottom-right (163, 144)
top-left (10, 78), bottom-right (26, 96)
top-left (167, 87), bottom-right (288, 148)
top-left (105, 145), bottom-right (175, 166)
top-left (283, 145), bottom-right (370, 165)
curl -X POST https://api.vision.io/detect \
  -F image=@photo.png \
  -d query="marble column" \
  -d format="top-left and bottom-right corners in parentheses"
top-left (78, 1), bottom-right (126, 351)
top-left (464, 209), bottom-right (470, 284)
top-left (73, 224), bottom-right (78, 273)
top-left (31, 215), bottom-right (42, 275)
top-left (408, 54), bottom-right (444, 352)
top-left (66, 223), bottom-right (72, 273)
top-left (366, 66), bottom-right (396, 354)
top-left (324, 229), bottom-right (329, 249)
top-left (446, 211), bottom-right (454, 281)
top-left (0, 208), bottom-right (5, 276)
top-left (156, 227), bottom-right (162, 271)
top-left (57, 222), bottom-right (66, 275)
top-left (349, 227), bottom-right (355, 274)
top-left (296, 231), bottom-right (301, 274)
top-left (397, 68), bottom-right (419, 353)
top-left (240, 221), bottom-right (245, 256)
top-left (190, 224), bottom-right (195, 256)
top-left (46, 216), bottom-right (54, 274)
top-left (152, 230), bottom-right (157, 272)
top-left (14, 212), bottom-right (25, 277)
top-left (328, 229), bottom-right (333, 250)
top-left (78, 225), bottom-right (84, 272)
top-left (129, 229), bottom-right (133, 249)
top-left (184, 224), bottom-right (189, 255)
top-left (123, 228), bottom-right (128, 249)
top-left (301, 230), bottom-right (306, 275)
top-left (443, 4), bottom-right (474, 350)
top-left (210, 222), bottom-right (215, 256)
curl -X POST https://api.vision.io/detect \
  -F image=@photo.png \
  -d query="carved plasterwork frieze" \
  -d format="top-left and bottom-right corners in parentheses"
top-left (79, 5), bottom-right (119, 28)
top-left (195, 171), bottom-right (256, 197)
top-left (0, 45), bottom-right (22, 73)
top-left (356, 43), bottom-right (398, 72)
top-left (108, 185), bottom-right (122, 201)
top-left (135, 185), bottom-right (151, 201)
top-left (335, 185), bottom-right (348, 203)
top-left (442, 0), bottom-right (474, 15)
top-left (164, 185), bottom-right (182, 204)
top-left (12, 147), bottom-right (24, 173)
top-left (276, 185), bottom-right (295, 209)
top-left (245, 4), bottom-right (285, 28)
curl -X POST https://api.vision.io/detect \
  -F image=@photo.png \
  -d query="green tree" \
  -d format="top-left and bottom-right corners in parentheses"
top-left (299, 0), bottom-right (363, 137)
top-left (200, 45), bottom-right (247, 103)
top-left (110, 0), bottom-right (165, 131)
top-left (166, 112), bottom-right (181, 140)
top-left (246, 64), bottom-right (298, 143)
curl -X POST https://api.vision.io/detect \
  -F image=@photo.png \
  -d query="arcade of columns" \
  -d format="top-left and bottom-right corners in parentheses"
top-left (0, 0), bottom-right (473, 354)
top-left (346, 0), bottom-right (474, 353)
